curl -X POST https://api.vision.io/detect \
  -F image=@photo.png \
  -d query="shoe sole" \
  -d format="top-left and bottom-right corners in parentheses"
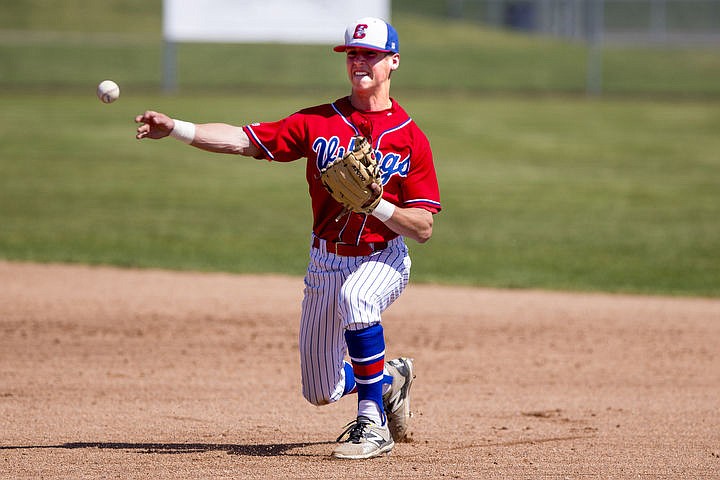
top-left (332, 441), bottom-right (395, 460)
top-left (386, 357), bottom-right (415, 442)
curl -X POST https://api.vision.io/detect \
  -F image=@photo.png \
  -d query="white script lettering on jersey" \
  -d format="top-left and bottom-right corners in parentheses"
top-left (312, 136), bottom-right (409, 185)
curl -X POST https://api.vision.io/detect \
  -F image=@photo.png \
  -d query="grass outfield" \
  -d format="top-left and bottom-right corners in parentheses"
top-left (1, 91), bottom-right (718, 297)
top-left (1, 3), bottom-right (719, 296)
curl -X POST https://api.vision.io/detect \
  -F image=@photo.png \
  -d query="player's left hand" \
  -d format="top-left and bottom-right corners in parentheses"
top-left (320, 136), bottom-right (383, 214)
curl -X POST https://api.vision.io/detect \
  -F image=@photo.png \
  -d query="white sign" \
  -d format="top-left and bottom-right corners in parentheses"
top-left (163, 0), bottom-right (391, 44)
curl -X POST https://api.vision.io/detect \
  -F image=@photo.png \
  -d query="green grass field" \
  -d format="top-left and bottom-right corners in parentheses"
top-left (1, 2), bottom-right (719, 297)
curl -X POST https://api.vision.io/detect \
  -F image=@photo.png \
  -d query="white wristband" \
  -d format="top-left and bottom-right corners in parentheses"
top-left (371, 199), bottom-right (396, 222)
top-left (170, 119), bottom-right (196, 144)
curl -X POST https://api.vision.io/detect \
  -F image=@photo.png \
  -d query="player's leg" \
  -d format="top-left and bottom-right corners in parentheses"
top-left (298, 245), bottom-right (354, 406)
top-left (344, 323), bottom-right (387, 425)
top-left (340, 242), bottom-right (410, 422)
top-left (333, 238), bottom-right (411, 459)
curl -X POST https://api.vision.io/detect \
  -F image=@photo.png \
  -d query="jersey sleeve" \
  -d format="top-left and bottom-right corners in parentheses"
top-left (243, 112), bottom-right (307, 162)
top-left (401, 129), bottom-right (442, 213)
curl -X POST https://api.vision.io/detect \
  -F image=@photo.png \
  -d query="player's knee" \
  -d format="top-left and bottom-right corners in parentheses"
top-left (302, 389), bottom-right (332, 406)
top-left (337, 287), bottom-right (375, 325)
top-left (303, 394), bottom-right (332, 407)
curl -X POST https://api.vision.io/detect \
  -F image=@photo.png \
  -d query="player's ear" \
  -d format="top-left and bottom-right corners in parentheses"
top-left (390, 54), bottom-right (400, 71)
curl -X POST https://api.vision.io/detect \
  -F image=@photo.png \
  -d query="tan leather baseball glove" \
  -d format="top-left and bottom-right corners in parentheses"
top-left (320, 136), bottom-right (383, 215)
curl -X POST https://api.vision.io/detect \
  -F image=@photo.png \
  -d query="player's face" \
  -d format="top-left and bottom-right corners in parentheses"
top-left (345, 48), bottom-right (398, 91)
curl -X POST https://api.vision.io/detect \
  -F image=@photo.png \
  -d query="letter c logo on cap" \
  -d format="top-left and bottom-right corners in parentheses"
top-left (353, 24), bottom-right (368, 39)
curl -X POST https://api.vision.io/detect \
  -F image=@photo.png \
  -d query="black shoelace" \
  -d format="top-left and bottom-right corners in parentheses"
top-left (336, 417), bottom-right (370, 443)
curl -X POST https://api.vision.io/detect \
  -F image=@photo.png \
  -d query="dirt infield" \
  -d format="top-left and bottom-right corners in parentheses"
top-left (1, 261), bottom-right (719, 479)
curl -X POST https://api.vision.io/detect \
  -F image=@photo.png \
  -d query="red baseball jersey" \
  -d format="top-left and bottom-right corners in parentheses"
top-left (243, 96), bottom-right (441, 245)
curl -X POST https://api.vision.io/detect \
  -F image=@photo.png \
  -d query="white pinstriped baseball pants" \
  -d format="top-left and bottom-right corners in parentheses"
top-left (300, 235), bottom-right (411, 406)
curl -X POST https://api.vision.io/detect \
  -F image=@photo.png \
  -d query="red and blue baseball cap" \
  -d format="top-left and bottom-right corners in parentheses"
top-left (334, 17), bottom-right (399, 54)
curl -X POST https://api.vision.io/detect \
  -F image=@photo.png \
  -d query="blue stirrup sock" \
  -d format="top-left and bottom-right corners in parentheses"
top-left (345, 323), bottom-right (386, 424)
top-left (341, 361), bottom-right (357, 395)
top-left (342, 362), bottom-right (393, 396)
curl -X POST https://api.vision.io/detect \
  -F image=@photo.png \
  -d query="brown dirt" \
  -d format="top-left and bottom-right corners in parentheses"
top-left (1, 260), bottom-right (719, 479)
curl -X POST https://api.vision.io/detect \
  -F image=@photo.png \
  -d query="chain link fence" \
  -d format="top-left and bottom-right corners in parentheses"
top-left (398, 0), bottom-right (720, 43)
top-left (394, 0), bottom-right (720, 94)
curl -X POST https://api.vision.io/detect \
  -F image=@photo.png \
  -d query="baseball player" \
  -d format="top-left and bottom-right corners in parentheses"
top-left (135, 17), bottom-right (441, 459)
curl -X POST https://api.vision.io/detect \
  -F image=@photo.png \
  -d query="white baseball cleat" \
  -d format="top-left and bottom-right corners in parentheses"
top-left (383, 357), bottom-right (415, 442)
top-left (332, 416), bottom-right (395, 459)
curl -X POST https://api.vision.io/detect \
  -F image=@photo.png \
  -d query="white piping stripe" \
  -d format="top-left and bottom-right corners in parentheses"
top-left (376, 118), bottom-right (413, 149)
top-left (245, 125), bottom-right (275, 160)
top-left (405, 198), bottom-right (442, 206)
top-left (331, 103), bottom-right (360, 135)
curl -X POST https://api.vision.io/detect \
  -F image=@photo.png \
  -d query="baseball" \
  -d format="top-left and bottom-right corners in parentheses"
top-left (97, 80), bottom-right (120, 104)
